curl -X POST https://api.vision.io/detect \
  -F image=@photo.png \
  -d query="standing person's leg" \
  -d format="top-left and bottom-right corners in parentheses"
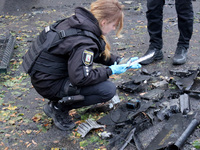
top-left (173, 0), bottom-right (194, 65)
top-left (140, 0), bottom-right (165, 65)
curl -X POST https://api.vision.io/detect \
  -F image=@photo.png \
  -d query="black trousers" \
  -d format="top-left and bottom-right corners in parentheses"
top-left (60, 80), bottom-right (116, 110)
top-left (146, 0), bottom-right (193, 50)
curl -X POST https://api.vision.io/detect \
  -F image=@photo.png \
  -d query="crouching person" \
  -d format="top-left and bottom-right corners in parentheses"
top-left (22, 0), bottom-right (141, 131)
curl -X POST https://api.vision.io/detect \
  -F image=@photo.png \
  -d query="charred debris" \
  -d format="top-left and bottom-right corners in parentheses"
top-left (77, 67), bottom-right (200, 150)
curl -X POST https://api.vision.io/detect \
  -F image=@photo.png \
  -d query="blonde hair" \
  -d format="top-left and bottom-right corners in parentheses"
top-left (90, 0), bottom-right (124, 60)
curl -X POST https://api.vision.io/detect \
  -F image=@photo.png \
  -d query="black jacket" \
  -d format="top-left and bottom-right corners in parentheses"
top-left (31, 7), bottom-right (119, 99)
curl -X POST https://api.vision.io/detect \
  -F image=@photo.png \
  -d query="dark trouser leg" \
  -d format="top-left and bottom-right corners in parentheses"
top-left (146, 0), bottom-right (165, 49)
top-left (175, 0), bottom-right (193, 48)
top-left (140, 0), bottom-right (165, 65)
top-left (69, 81), bottom-right (116, 110)
top-left (172, 0), bottom-right (193, 65)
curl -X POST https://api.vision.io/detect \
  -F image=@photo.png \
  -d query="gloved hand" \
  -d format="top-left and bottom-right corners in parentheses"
top-left (127, 57), bottom-right (142, 69)
top-left (129, 57), bottom-right (139, 63)
top-left (109, 62), bottom-right (127, 75)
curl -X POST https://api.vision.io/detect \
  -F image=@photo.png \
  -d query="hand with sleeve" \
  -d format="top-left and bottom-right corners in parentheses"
top-left (127, 57), bottom-right (142, 69)
top-left (109, 62), bottom-right (127, 75)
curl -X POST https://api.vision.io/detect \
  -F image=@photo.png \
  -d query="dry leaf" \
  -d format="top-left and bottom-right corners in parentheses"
top-left (26, 130), bottom-right (32, 134)
top-left (32, 140), bottom-right (37, 145)
top-left (27, 143), bottom-right (32, 148)
top-left (5, 134), bottom-right (11, 137)
top-left (53, 140), bottom-right (59, 144)
top-left (0, 142), bottom-right (4, 146)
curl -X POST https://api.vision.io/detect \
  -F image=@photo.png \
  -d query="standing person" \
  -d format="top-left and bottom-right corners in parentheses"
top-left (22, 0), bottom-right (141, 131)
top-left (140, 0), bottom-right (193, 65)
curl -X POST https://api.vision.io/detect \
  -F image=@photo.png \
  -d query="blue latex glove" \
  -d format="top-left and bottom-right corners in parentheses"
top-left (109, 62), bottom-right (127, 75)
top-left (129, 57), bottom-right (139, 63)
top-left (128, 63), bottom-right (142, 69)
top-left (127, 57), bottom-right (142, 69)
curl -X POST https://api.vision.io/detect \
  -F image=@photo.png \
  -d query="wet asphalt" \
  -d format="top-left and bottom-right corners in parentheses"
top-left (0, 0), bottom-right (200, 149)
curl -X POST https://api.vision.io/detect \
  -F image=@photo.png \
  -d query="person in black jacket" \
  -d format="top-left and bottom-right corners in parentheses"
top-left (140, 0), bottom-right (193, 65)
top-left (22, 0), bottom-right (141, 131)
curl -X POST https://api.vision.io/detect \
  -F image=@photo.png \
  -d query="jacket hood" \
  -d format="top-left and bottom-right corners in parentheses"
top-left (68, 7), bottom-right (102, 37)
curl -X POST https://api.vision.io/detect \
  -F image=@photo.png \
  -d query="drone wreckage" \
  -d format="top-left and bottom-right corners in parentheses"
top-left (77, 67), bottom-right (200, 150)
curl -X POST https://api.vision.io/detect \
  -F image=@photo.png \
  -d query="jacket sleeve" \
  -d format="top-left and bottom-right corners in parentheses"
top-left (68, 45), bottom-right (112, 87)
top-left (94, 53), bottom-right (121, 66)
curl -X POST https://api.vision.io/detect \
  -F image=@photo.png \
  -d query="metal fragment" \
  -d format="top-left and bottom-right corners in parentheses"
top-left (77, 119), bottom-right (105, 137)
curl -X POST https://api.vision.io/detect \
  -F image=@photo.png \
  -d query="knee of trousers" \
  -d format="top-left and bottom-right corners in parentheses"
top-left (101, 81), bottom-right (116, 100)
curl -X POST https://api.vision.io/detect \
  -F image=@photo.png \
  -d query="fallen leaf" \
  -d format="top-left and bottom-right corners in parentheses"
top-left (53, 140), bottom-right (59, 144)
top-left (125, 93), bottom-right (129, 96)
top-left (32, 140), bottom-right (37, 145)
top-left (8, 120), bottom-right (16, 125)
top-left (75, 120), bottom-right (82, 125)
top-left (43, 124), bottom-right (49, 127)
top-left (26, 130), bottom-right (32, 134)
top-left (0, 142), bottom-right (4, 146)
top-left (10, 112), bottom-right (17, 117)
top-left (27, 143), bottom-right (32, 148)
top-left (109, 74), bottom-right (121, 79)
top-left (99, 146), bottom-right (107, 150)
top-left (5, 134), bottom-right (11, 137)
top-left (3, 104), bottom-right (17, 110)
top-left (37, 129), bottom-right (42, 134)
top-left (32, 113), bottom-right (43, 122)
top-left (80, 147), bottom-right (85, 150)
top-left (35, 98), bottom-right (45, 101)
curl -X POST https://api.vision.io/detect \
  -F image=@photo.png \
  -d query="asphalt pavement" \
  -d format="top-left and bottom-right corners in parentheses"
top-left (0, 0), bottom-right (200, 149)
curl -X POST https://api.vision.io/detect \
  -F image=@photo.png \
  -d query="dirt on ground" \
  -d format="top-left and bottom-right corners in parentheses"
top-left (0, 0), bottom-right (200, 150)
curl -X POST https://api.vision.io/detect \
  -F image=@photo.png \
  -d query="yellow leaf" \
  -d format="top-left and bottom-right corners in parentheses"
top-left (8, 106), bottom-right (17, 110)
top-left (3, 105), bottom-right (17, 110)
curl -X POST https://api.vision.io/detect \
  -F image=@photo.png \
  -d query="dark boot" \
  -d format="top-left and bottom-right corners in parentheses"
top-left (43, 101), bottom-right (75, 131)
top-left (140, 48), bottom-right (163, 65)
top-left (173, 46), bottom-right (187, 65)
